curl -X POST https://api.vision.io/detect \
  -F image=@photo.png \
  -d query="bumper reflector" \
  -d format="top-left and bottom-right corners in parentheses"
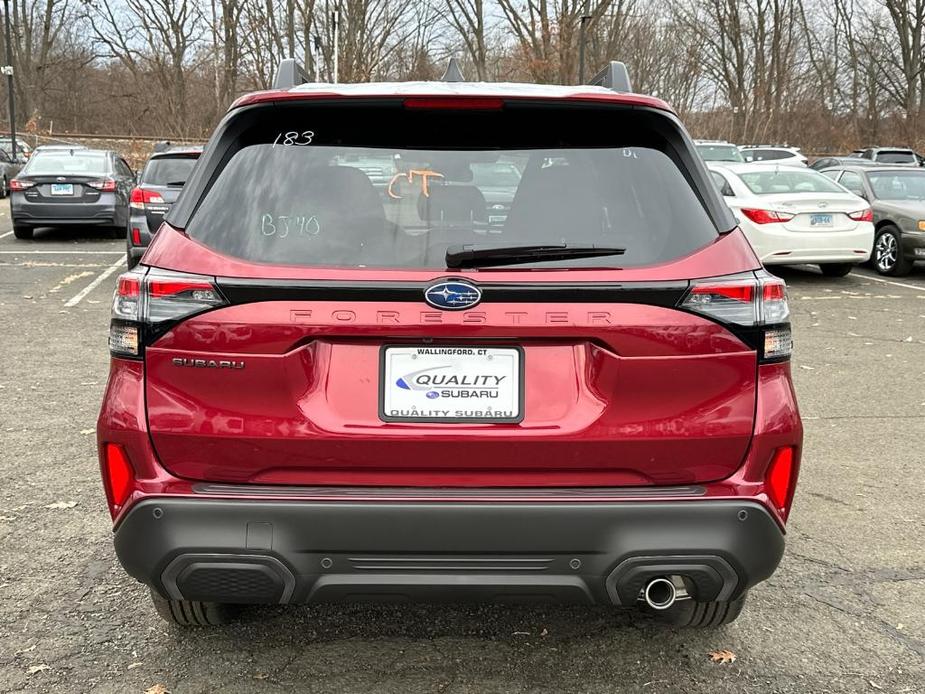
top-left (766, 447), bottom-right (797, 520)
top-left (103, 443), bottom-right (134, 509)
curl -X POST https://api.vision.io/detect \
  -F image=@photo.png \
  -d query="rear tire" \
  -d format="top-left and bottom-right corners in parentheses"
top-left (149, 588), bottom-right (237, 627)
top-left (644, 594), bottom-right (747, 628)
top-left (819, 262), bottom-right (854, 277)
top-left (874, 226), bottom-right (912, 276)
top-left (13, 224), bottom-right (33, 240)
top-left (0, 176), bottom-right (8, 198)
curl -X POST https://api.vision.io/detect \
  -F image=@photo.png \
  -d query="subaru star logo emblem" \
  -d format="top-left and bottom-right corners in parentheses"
top-left (424, 280), bottom-right (482, 311)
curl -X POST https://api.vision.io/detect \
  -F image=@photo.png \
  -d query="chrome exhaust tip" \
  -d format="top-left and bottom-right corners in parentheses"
top-left (643, 577), bottom-right (677, 610)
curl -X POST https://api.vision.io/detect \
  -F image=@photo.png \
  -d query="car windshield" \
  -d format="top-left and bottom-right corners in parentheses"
top-left (868, 171), bottom-right (925, 200)
top-left (142, 155), bottom-right (199, 186)
top-left (24, 151), bottom-right (108, 175)
top-left (876, 151), bottom-right (916, 164)
top-left (471, 162), bottom-right (522, 187)
top-left (184, 106), bottom-right (720, 269)
top-left (738, 169), bottom-right (844, 195)
top-left (697, 145), bottom-right (744, 163)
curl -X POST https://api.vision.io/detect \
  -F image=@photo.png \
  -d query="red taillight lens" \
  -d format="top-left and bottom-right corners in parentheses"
top-left (680, 273), bottom-right (792, 361)
top-left (740, 208), bottom-right (795, 224)
top-left (88, 178), bottom-right (117, 192)
top-left (9, 179), bottom-right (35, 191)
top-left (130, 187), bottom-right (164, 209)
top-left (403, 97), bottom-right (504, 110)
top-left (102, 442), bottom-right (134, 510)
top-left (766, 446), bottom-right (798, 521)
top-left (109, 269), bottom-right (226, 357)
top-left (130, 227), bottom-right (141, 245)
top-left (848, 208), bottom-right (873, 222)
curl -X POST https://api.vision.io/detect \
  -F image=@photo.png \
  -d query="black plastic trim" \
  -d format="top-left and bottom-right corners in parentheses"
top-left (191, 484), bottom-right (708, 499)
top-left (215, 277), bottom-right (689, 306)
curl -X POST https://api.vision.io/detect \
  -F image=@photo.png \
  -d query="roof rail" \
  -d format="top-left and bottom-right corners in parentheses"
top-left (441, 57), bottom-right (466, 82)
top-left (273, 58), bottom-right (310, 90)
top-left (588, 61), bottom-right (632, 93)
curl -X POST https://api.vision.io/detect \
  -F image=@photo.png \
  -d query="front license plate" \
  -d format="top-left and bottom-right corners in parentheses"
top-left (380, 345), bottom-right (523, 423)
top-left (50, 183), bottom-right (73, 196)
top-left (810, 213), bottom-right (832, 226)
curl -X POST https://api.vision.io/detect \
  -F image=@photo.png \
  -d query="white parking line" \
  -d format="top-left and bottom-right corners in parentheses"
top-left (64, 256), bottom-right (125, 307)
top-left (850, 271), bottom-right (925, 292)
top-left (0, 249), bottom-right (122, 255)
top-left (0, 230), bottom-right (12, 239)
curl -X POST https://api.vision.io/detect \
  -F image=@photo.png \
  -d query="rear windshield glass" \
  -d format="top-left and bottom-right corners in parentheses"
top-left (24, 151), bottom-right (108, 176)
top-left (696, 145), bottom-right (744, 163)
top-left (739, 169), bottom-right (844, 195)
top-left (876, 151), bottom-right (916, 164)
top-left (142, 156), bottom-right (199, 186)
top-left (868, 171), bottom-right (925, 200)
top-left (185, 105), bottom-right (719, 269)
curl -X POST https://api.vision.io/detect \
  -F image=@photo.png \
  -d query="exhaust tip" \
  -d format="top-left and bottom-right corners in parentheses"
top-left (643, 577), bottom-right (677, 610)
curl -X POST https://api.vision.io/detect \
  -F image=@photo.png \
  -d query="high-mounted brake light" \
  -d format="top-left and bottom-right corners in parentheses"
top-left (680, 272), bottom-right (791, 361)
top-left (740, 208), bottom-right (795, 224)
top-left (130, 187), bottom-right (165, 210)
top-left (109, 268), bottom-right (226, 358)
top-left (403, 97), bottom-right (504, 110)
top-left (9, 179), bottom-right (35, 191)
top-left (87, 178), bottom-right (117, 192)
top-left (848, 208), bottom-right (873, 222)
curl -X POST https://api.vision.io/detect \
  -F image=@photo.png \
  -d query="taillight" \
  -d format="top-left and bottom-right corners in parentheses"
top-left (130, 227), bottom-right (141, 245)
top-left (88, 178), bottom-right (117, 192)
top-left (766, 446), bottom-right (799, 521)
top-left (740, 208), bottom-right (795, 224)
top-left (109, 268), bottom-right (226, 358)
top-left (679, 272), bottom-right (792, 361)
top-left (848, 208), bottom-right (873, 222)
top-left (9, 179), bottom-right (35, 191)
top-left (403, 97), bottom-right (504, 110)
top-left (129, 187), bottom-right (165, 210)
top-left (102, 442), bottom-right (135, 511)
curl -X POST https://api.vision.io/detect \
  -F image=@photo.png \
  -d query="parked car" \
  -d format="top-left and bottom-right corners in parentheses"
top-left (98, 61), bottom-right (802, 629)
top-left (126, 146), bottom-right (203, 268)
top-left (810, 156), bottom-right (878, 171)
top-left (10, 148), bottom-right (135, 239)
top-left (740, 146), bottom-right (808, 167)
top-left (855, 147), bottom-right (921, 166)
top-left (470, 160), bottom-right (521, 226)
top-left (33, 142), bottom-right (88, 154)
top-left (819, 164), bottom-right (925, 275)
top-left (708, 162), bottom-right (873, 276)
top-left (0, 136), bottom-right (32, 163)
top-left (694, 139), bottom-right (745, 162)
top-left (0, 148), bottom-right (23, 198)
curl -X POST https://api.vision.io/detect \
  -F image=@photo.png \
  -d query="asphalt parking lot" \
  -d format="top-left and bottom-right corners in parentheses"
top-left (0, 216), bottom-right (923, 694)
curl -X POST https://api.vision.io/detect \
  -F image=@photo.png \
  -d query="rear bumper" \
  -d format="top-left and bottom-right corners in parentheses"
top-left (114, 496), bottom-right (784, 606)
top-left (746, 223), bottom-right (874, 265)
top-left (12, 193), bottom-right (119, 226)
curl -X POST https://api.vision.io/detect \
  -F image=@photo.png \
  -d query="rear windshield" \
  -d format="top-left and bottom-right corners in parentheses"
top-left (696, 145), bottom-right (744, 163)
top-left (875, 150), bottom-right (916, 164)
top-left (868, 171), bottom-right (925, 200)
top-left (739, 169), bottom-right (844, 195)
top-left (142, 155), bottom-right (199, 186)
top-left (24, 151), bottom-right (108, 176)
top-left (184, 105), bottom-right (719, 269)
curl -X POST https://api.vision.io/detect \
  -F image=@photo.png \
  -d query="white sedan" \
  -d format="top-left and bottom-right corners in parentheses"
top-left (708, 163), bottom-right (874, 277)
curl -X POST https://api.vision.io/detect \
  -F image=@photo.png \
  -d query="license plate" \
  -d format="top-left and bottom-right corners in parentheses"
top-left (50, 183), bottom-right (73, 196)
top-left (380, 345), bottom-right (523, 423)
top-left (810, 214), bottom-right (832, 226)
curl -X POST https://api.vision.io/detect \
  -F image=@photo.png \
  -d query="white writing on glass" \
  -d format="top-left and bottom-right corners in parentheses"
top-left (272, 131), bottom-right (315, 147)
top-left (261, 213), bottom-right (321, 238)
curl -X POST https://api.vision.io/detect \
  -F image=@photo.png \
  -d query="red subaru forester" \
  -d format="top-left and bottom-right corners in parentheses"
top-left (97, 62), bottom-right (802, 627)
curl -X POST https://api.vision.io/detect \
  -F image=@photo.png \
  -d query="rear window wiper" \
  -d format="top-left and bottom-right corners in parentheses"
top-left (445, 243), bottom-right (625, 269)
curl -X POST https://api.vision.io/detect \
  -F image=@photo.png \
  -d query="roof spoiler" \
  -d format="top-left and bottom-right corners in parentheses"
top-left (273, 58), bottom-right (310, 90)
top-left (588, 61), bottom-right (632, 93)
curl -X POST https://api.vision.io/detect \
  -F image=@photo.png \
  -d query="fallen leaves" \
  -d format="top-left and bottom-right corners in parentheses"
top-left (27, 664), bottom-right (50, 675)
top-left (144, 685), bottom-right (170, 694)
top-left (44, 501), bottom-right (78, 510)
top-left (80, 428), bottom-right (95, 435)
top-left (708, 649), bottom-right (737, 664)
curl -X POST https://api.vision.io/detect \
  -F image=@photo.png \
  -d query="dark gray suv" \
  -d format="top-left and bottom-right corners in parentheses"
top-left (821, 165), bottom-right (925, 275)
